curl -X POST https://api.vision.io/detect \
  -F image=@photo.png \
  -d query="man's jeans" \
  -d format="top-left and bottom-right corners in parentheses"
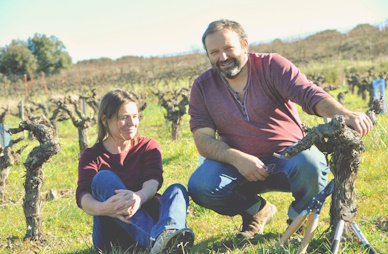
top-left (188, 146), bottom-right (329, 220)
top-left (91, 170), bottom-right (189, 252)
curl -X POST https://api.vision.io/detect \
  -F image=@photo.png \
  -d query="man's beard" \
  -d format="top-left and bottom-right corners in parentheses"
top-left (213, 54), bottom-right (247, 79)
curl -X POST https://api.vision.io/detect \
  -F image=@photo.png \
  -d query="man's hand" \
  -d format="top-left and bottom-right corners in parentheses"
top-left (314, 97), bottom-right (373, 137)
top-left (234, 152), bottom-right (269, 181)
top-left (344, 112), bottom-right (373, 137)
top-left (193, 127), bottom-right (270, 181)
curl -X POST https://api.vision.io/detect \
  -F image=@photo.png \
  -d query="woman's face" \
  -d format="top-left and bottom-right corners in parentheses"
top-left (105, 101), bottom-right (139, 142)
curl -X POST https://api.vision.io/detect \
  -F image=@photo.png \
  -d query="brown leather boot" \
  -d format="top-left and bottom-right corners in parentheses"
top-left (237, 199), bottom-right (277, 239)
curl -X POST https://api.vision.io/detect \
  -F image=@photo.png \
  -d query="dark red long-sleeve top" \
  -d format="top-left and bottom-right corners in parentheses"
top-left (76, 137), bottom-right (163, 209)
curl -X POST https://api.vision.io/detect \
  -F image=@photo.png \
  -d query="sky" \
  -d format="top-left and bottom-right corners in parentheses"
top-left (1, 0), bottom-right (387, 63)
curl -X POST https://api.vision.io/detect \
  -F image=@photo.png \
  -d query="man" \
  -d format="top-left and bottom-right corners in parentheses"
top-left (187, 19), bottom-right (373, 239)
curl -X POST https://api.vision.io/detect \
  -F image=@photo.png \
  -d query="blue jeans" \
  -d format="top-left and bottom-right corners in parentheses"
top-left (91, 170), bottom-right (189, 252)
top-left (188, 146), bottom-right (329, 220)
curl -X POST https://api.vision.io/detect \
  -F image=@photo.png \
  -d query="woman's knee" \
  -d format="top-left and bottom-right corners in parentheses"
top-left (92, 170), bottom-right (126, 200)
top-left (164, 183), bottom-right (189, 202)
top-left (92, 170), bottom-right (119, 186)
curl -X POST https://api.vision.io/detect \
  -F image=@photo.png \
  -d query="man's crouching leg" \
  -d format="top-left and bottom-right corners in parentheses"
top-left (188, 159), bottom-right (276, 239)
top-left (286, 146), bottom-right (330, 221)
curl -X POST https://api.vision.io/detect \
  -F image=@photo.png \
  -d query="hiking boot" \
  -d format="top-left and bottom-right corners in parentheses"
top-left (237, 198), bottom-right (277, 239)
top-left (150, 228), bottom-right (195, 254)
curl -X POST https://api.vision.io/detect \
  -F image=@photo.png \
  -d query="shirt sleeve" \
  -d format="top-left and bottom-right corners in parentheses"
top-left (268, 53), bottom-right (331, 115)
top-left (76, 148), bottom-right (99, 208)
top-left (189, 79), bottom-right (217, 133)
top-left (142, 138), bottom-right (164, 190)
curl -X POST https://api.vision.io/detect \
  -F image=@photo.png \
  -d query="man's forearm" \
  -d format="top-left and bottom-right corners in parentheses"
top-left (314, 97), bottom-right (373, 137)
top-left (314, 97), bottom-right (350, 118)
top-left (193, 130), bottom-right (243, 167)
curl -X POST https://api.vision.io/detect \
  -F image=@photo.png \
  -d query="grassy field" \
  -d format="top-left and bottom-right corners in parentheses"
top-left (0, 87), bottom-right (387, 253)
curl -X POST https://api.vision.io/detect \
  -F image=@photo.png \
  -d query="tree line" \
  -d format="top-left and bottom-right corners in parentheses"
top-left (0, 33), bottom-right (72, 79)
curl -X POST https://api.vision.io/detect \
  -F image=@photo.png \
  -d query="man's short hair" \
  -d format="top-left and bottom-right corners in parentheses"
top-left (202, 19), bottom-right (248, 53)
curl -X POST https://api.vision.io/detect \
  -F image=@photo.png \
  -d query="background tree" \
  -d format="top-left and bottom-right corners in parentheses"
top-left (27, 33), bottom-right (72, 75)
top-left (0, 40), bottom-right (37, 76)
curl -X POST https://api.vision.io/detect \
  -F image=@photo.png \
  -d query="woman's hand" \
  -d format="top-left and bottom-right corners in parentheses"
top-left (114, 189), bottom-right (142, 221)
top-left (107, 180), bottom-right (159, 222)
top-left (99, 190), bottom-right (133, 224)
top-left (80, 190), bottom-right (143, 224)
top-left (98, 190), bottom-right (140, 224)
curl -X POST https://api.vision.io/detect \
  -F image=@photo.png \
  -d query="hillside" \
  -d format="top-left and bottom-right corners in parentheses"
top-left (249, 23), bottom-right (388, 65)
top-left (1, 22), bottom-right (387, 98)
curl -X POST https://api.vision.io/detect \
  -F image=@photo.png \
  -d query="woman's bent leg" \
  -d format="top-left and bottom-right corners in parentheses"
top-left (92, 216), bottom-right (137, 252)
top-left (149, 183), bottom-right (194, 253)
top-left (91, 170), bottom-right (156, 251)
top-left (150, 183), bottom-right (190, 239)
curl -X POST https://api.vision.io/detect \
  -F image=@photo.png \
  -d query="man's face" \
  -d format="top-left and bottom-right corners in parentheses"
top-left (205, 29), bottom-right (248, 79)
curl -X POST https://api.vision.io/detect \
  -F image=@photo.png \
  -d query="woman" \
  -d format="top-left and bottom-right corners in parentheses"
top-left (76, 89), bottom-right (194, 253)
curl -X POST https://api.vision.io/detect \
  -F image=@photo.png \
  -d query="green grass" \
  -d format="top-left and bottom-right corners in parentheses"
top-left (0, 89), bottom-right (387, 253)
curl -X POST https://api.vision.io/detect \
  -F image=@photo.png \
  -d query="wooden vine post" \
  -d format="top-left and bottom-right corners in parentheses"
top-left (3, 76), bottom-right (7, 97)
top-left (24, 74), bottom-right (29, 99)
top-left (41, 71), bottom-right (48, 96)
top-left (61, 73), bottom-right (65, 91)
top-left (8, 116), bottom-right (61, 241)
top-left (89, 71), bottom-right (94, 87)
top-left (29, 73), bottom-right (34, 95)
top-left (76, 72), bottom-right (80, 91)
top-left (283, 97), bottom-right (384, 239)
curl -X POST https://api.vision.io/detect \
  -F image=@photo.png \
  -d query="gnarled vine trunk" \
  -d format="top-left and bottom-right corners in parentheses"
top-left (284, 97), bottom-right (383, 239)
top-left (8, 116), bottom-right (61, 241)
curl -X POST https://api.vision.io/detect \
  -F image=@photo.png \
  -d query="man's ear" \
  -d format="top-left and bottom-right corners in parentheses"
top-left (243, 38), bottom-right (249, 54)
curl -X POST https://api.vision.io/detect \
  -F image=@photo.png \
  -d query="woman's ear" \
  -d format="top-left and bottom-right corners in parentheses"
top-left (101, 114), bottom-right (107, 127)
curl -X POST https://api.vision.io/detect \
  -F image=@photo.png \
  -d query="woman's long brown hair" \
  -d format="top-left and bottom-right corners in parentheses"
top-left (97, 89), bottom-right (139, 146)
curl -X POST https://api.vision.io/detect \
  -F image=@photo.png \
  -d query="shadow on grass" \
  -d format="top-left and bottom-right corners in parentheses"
top-left (60, 248), bottom-right (96, 254)
top-left (193, 232), bottom-right (281, 253)
top-left (59, 244), bottom-right (145, 254)
top-left (162, 154), bottom-right (181, 166)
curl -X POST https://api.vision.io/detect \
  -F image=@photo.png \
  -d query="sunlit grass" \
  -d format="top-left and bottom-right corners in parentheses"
top-left (0, 85), bottom-right (387, 253)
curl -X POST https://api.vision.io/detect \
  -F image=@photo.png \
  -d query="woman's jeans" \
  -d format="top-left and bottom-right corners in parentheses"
top-left (91, 170), bottom-right (189, 252)
top-left (188, 146), bottom-right (330, 220)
